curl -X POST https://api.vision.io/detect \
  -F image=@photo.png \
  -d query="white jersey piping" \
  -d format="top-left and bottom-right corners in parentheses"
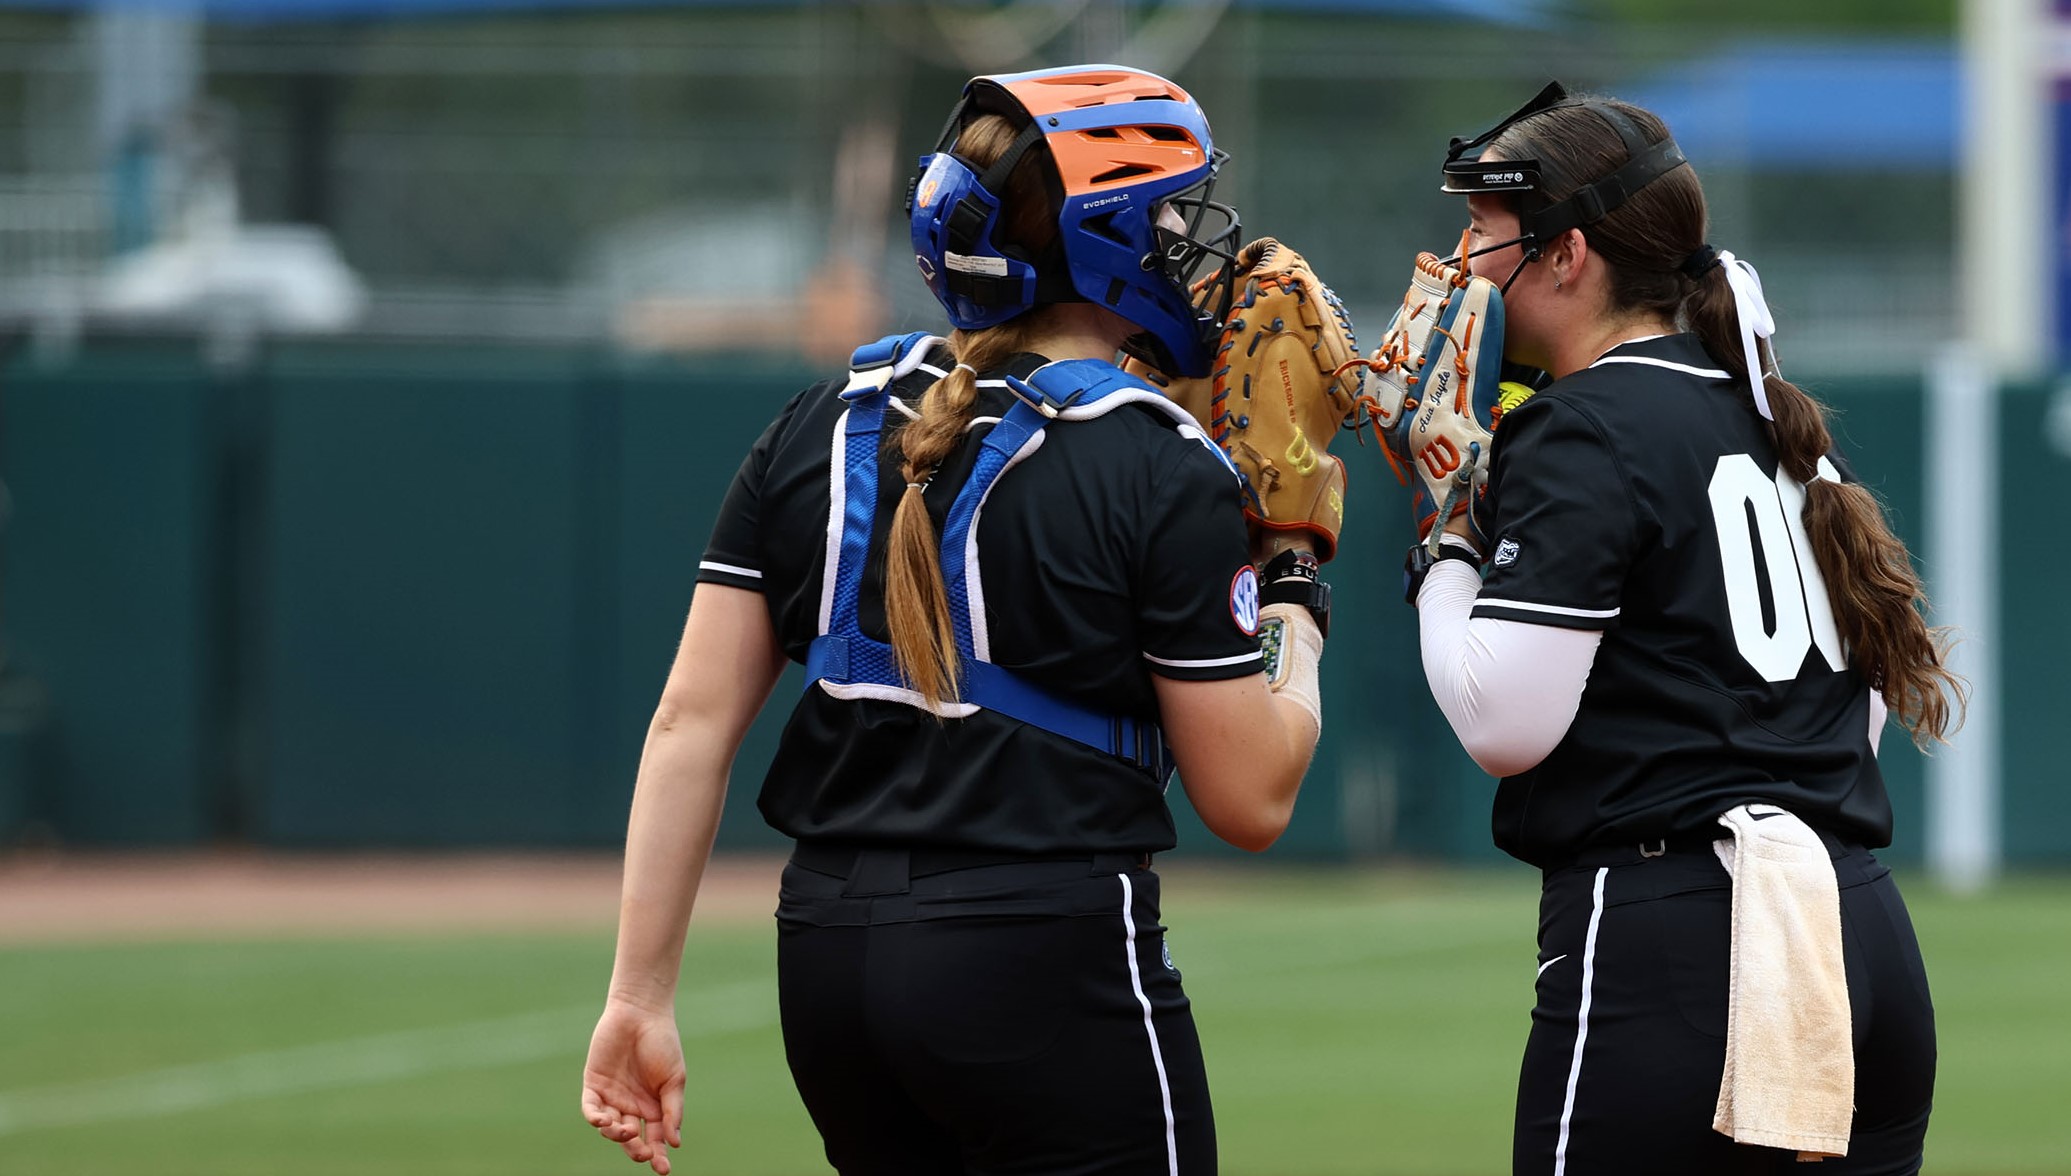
top-left (1473, 598), bottom-right (1622, 621)
top-left (1587, 356), bottom-right (1729, 380)
top-left (1118, 872), bottom-right (1179, 1176)
top-left (697, 561), bottom-right (762, 580)
top-left (1553, 867), bottom-right (1609, 1176)
top-left (1141, 649), bottom-right (1264, 670)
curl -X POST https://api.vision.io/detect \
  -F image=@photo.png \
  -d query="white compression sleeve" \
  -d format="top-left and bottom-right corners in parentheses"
top-left (1416, 559), bottom-right (1602, 777)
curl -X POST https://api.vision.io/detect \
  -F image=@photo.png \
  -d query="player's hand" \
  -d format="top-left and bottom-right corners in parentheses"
top-left (581, 999), bottom-right (687, 1175)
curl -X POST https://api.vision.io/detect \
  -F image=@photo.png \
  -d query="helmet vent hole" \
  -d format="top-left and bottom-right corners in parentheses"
top-left (1082, 212), bottom-right (1131, 246)
top-left (1091, 163), bottom-right (1156, 184)
top-left (1105, 278), bottom-right (1127, 306)
top-left (1084, 127), bottom-right (1123, 139)
top-left (1140, 126), bottom-right (1190, 142)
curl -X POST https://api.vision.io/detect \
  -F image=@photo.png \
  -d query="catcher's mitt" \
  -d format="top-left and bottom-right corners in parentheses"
top-left (1343, 233), bottom-right (1532, 553)
top-left (1126, 238), bottom-right (1362, 562)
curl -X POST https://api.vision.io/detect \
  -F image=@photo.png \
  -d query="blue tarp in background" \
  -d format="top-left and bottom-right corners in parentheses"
top-left (1628, 40), bottom-right (1955, 169)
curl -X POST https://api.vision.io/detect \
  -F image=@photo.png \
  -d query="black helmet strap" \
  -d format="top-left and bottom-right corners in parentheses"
top-left (913, 98), bottom-right (1083, 309)
top-left (1523, 105), bottom-right (1687, 250)
top-left (1442, 81), bottom-right (1689, 262)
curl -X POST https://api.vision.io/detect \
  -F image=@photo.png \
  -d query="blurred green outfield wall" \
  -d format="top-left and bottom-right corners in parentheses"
top-left (0, 338), bottom-right (2027, 862)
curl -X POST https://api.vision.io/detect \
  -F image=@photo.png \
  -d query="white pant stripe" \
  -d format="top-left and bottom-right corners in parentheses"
top-left (1553, 866), bottom-right (1610, 1176)
top-left (1118, 873), bottom-right (1179, 1176)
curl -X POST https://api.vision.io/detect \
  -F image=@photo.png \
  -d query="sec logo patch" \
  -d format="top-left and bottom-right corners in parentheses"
top-left (1230, 565), bottom-right (1261, 636)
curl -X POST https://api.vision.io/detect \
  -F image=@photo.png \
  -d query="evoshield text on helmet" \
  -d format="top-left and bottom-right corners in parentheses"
top-left (907, 64), bottom-right (1240, 378)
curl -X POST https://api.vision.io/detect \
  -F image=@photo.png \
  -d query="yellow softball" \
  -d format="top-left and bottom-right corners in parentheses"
top-left (1497, 380), bottom-right (1537, 415)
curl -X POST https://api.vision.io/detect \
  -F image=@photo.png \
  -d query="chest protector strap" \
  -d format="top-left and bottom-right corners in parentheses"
top-left (804, 332), bottom-right (1192, 781)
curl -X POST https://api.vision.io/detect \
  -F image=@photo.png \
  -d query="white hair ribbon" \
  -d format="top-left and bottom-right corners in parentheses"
top-left (1715, 250), bottom-right (1777, 421)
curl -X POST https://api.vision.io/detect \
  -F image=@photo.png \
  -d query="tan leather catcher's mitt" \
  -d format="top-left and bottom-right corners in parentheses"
top-left (1126, 237), bottom-right (1361, 561)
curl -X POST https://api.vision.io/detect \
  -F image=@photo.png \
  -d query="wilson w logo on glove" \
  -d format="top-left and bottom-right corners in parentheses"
top-left (1337, 231), bottom-right (1523, 554)
top-left (1418, 435), bottom-right (1464, 481)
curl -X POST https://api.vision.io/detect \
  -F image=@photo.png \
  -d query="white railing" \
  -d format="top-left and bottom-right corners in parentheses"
top-left (0, 177), bottom-right (105, 323)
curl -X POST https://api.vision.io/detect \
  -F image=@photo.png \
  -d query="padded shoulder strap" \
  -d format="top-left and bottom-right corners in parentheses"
top-left (1009, 359), bottom-right (1242, 482)
top-left (843, 332), bottom-right (949, 400)
top-left (1005, 358), bottom-right (1162, 415)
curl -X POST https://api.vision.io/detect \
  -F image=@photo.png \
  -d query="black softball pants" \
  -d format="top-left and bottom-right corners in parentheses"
top-left (775, 846), bottom-right (1215, 1176)
top-left (1514, 836), bottom-right (1936, 1175)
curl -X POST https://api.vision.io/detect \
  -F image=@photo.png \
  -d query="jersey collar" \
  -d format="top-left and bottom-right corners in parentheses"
top-left (1588, 332), bottom-right (1729, 377)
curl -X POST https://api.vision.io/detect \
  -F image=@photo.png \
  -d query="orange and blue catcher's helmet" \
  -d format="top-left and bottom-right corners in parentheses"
top-left (908, 64), bottom-right (1240, 378)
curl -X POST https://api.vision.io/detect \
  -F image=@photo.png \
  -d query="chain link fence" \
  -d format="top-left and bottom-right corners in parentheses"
top-left (0, 6), bottom-right (1952, 375)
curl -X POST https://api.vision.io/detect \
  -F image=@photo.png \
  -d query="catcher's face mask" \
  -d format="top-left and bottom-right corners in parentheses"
top-left (1145, 152), bottom-right (1242, 352)
top-left (1440, 81), bottom-right (1689, 291)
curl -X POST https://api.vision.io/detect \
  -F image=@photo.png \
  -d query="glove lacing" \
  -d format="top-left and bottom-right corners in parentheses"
top-left (1335, 231), bottom-right (1481, 485)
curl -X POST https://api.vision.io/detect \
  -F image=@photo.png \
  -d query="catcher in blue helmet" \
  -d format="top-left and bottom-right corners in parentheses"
top-left (583, 64), bottom-right (1338, 1176)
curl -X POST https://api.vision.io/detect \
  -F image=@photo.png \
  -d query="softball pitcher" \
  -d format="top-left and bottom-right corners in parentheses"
top-left (1367, 84), bottom-right (1960, 1175)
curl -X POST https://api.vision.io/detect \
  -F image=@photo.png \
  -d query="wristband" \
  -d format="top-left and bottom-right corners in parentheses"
top-left (1259, 548), bottom-right (1331, 639)
top-left (1402, 540), bottom-right (1481, 606)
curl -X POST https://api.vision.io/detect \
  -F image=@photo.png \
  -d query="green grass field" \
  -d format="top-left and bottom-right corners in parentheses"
top-left (2, 866), bottom-right (2067, 1175)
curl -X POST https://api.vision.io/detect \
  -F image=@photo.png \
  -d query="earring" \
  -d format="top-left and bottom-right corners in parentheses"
top-left (1554, 276), bottom-right (1563, 291)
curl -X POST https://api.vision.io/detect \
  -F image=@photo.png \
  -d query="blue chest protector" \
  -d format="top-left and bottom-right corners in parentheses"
top-left (803, 331), bottom-right (1236, 783)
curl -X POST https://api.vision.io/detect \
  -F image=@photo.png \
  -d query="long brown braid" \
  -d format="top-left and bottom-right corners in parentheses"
top-left (885, 113), bottom-right (1057, 709)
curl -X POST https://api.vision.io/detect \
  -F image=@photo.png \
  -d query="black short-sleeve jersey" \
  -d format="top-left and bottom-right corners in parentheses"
top-left (699, 347), bottom-right (1262, 854)
top-left (1473, 334), bottom-right (1888, 866)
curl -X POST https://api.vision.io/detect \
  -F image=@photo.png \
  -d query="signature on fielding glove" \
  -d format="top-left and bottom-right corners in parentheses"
top-left (1126, 237), bottom-right (1362, 561)
top-left (1336, 231), bottom-right (1533, 554)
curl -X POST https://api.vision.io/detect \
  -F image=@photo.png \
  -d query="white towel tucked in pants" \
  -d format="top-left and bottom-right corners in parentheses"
top-left (1711, 803), bottom-right (1854, 1160)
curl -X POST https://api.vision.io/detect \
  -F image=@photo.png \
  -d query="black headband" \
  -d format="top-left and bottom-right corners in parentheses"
top-left (1442, 82), bottom-right (1691, 260)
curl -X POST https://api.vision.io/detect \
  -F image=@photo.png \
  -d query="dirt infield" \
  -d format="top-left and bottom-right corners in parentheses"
top-left (0, 850), bottom-right (787, 943)
top-left (0, 852), bottom-right (1441, 944)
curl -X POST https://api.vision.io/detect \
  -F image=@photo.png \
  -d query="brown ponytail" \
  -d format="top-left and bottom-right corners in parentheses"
top-left (1496, 96), bottom-right (1966, 747)
top-left (883, 111), bottom-right (1059, 709)
top-left (1685, 269), bottom-right (1965, 746)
